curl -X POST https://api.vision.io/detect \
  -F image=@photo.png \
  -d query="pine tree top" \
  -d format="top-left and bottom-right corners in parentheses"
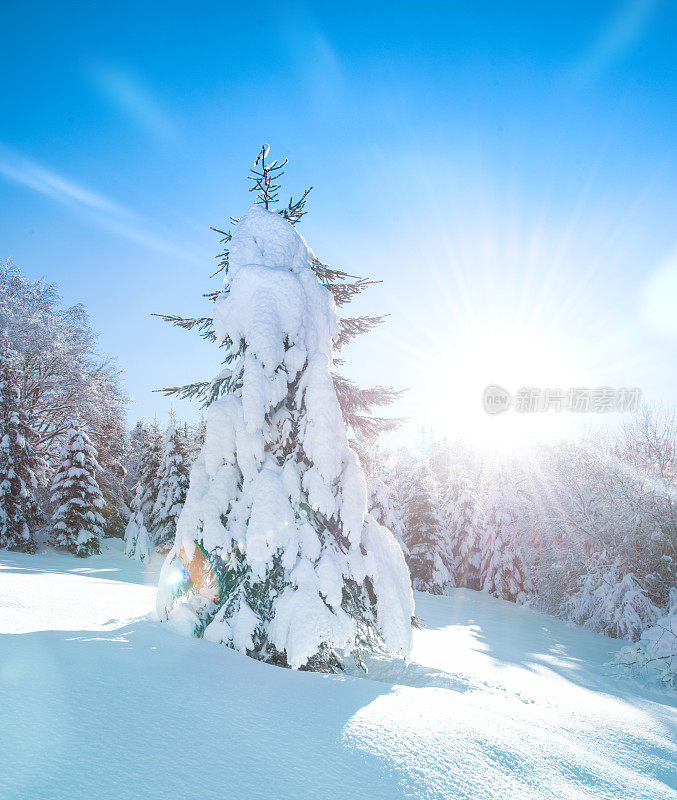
top-left (155, 146), bottom-right (403, 438)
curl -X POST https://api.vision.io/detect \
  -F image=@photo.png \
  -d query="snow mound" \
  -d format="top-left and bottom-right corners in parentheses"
top-left (1, 553), bottom-right (675, 800)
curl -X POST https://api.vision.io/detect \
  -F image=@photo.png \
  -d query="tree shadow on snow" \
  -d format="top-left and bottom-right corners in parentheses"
top-left (0, 549), bottom-right (163, 586)
top-left (0, 617), bottom-right (409, 800)
top-left (412, 588), bottom-right (677, 707)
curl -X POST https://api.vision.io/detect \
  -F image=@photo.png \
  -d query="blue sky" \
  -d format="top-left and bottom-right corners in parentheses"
top-left (1, 1), bottom-right (675, 444)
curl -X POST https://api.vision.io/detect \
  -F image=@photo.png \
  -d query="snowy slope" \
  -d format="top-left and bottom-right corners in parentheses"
top-left (1, 542), bottom-right (675, 800)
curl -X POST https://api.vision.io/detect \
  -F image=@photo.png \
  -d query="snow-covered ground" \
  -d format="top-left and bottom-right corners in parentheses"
top-left (1, 541), bottom-right (675, 800)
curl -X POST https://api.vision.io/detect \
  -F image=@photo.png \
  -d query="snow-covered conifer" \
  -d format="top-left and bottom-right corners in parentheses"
top-left (569, 560), bottom-right (660, 641)
top-left (368, 475), bottom-right (409, 558)
top-left (0, 337), bottom-right (43, 552)
top-left (124, 420), bottom-right (163, 560)
top-left (157, 203), bottom-right (413, 670)
top-left (444, 470), bottom-right (479, 589)
top-left (150, 425), bottom-right (190, 547)
top-left (123, 420), bottom-right (148, 499)
top-left (403, 463), bottom-right (453, 594)
top-left (188, 416), bottom-right (206, 462)
top-left (479, 470), bottom-right (525, 602)
top-left (50, 425), bottom-right (105, 557)
top-left (124, 492), bottom-right (151, 562)
top-left (95, 405), bottom-right (128, 537)
top-left (356, 439), bottom-right (409, 558)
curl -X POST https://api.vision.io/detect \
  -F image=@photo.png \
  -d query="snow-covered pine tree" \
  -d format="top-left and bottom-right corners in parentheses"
top-left (0, 337), bottom-right (43, 552)
top-left (150, 425), bottom-right (190, 548)
top-left (123, 420), bottom-right (148, 501)
top-left (402, 462), bottom-right (453, 594)
top-left (354, 437), bottom-right (409, 558)
top-left (427, 436), bottom-right (452, 485)
top-left (368, 475), bottom-right (409, 558)
top-left (155, 145), bottom-right (401, 440)
top-left (157, 199), bottom-right (413, 671)
top-left (568, 557), bottom-right (661, 641)
top-left (457, 488), bottom-right (482, 589)
top-left (124, 489), bottom-right (151, 561)
top-left (444, 469), bottom-right (479, 589)
top-left (478, 469), bottom-right (525, 602)
top-left (188, 415), bottom-right (206, 461)
top-left (95, 404), bottom-right (128, 538)
top-left (124, 419), bottom-right (163, 560)
top-left (49, 425), bottom-right (105, 557)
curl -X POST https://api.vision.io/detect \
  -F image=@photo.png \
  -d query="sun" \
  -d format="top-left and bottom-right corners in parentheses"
top-left (422, 324), bottom-right (589, 450)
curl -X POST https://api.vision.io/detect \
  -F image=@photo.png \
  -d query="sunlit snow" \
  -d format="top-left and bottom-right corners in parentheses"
top-left (1, 541), bottom-right (674, 800)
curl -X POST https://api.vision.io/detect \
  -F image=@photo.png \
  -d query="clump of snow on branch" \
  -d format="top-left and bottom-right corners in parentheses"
top-left (157, 205), bottom-right (413, 670)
